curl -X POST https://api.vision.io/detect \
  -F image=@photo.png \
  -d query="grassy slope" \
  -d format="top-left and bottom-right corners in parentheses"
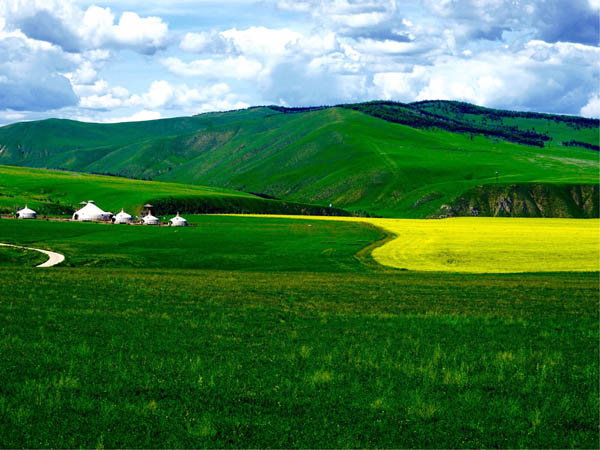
top-left (0, 165), bottom-right (260, 215)
top-left (0, 216), bottom-right (597, 447)
top-left (1, 103), bottom-right (597, 217)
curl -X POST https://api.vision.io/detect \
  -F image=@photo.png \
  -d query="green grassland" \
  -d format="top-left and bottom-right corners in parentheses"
top-left (0, 165), bottom-right (350, 217)
top-left (0, 216), bottom-right (383, 271)
top-left (0, 245), bottom-right (47, 267)
top-left (1, 101), bottom-right (597, 217)
top-left (0, 165), bottom-right (257, 216)
top-left (0, 216), bottom-right (598, 447)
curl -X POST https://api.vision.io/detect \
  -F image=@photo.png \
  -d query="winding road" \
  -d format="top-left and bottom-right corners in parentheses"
top-left (0, 243), bottom-right (65, 267)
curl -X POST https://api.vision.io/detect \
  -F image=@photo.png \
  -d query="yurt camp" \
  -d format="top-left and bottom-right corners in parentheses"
top-left (142, 212), bottom-right (159, 225)
top-left (113, 208), bottom-right (133, 224)
top-left (169, 212), bottom-right (188, 227)
top-left (16, 205), bottom-right (37, 219)
top-left (72, 200), bottom-right (112, 222)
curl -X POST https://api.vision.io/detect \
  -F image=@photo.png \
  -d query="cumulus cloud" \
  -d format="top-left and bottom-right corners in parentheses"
top-left (421, 0), bottom-right (600, 46)
top-left (80, 7), bottom-right (169, 54)
top-left (125, 80), bottom-right (248, 112)
top-left (0, 23), bottom-right (78, 111)
top-left (1, 0), bottom-right (170, 54)
top-left (580, 95), bottom-right (600, 118)
top-left (76, 109), bottom-right (162, 123)
top-left (1, 0), bottom-right (598, 122)
top-left (162, 56), bottom-right (263, 80)
top-left (278, 0), bottom-right (397, 31)
top-left (169, 15), bottom-right (599, 116)
top-left (103, 109), bottom-right (162, 123)
top-left (79, 93), bottom-right (123, 110)
top-left (371, 40), bottom-right (600, 114)
top-left (179, 26), bottom-right (305, 65)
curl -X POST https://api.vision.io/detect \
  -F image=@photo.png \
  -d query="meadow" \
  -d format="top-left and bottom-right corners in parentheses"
top-left (226, 215), bottom-right (600, 273)
top-left (0, 215), bottom-right (598, 447)
top-left (0, 215), bottom-right (384, 271)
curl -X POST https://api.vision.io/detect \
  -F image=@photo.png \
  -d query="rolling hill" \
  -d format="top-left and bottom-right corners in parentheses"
top-left (1, 101), bottom-right (598, 217)
top-left (0, 165), bottom-right (350, 217)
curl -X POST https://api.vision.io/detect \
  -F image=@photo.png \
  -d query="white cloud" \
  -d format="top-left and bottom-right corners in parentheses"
top-left (372, 68), bottom-right (428, 102)
top-left (0, 110), bottom-right (26, 121)
top-left (580, 95), bottom-right (600, 118)
top-left (180, 26), bottom-right (304, 62)
top-left (220, 27), bottom-right (302, 58)
top-left (180, 31), bottom-right (214, 53)
top-left (162, 56), bottom-right (263, 80)
top-left (0, 0), bottom-right (598, 122)
top-left (0, 19), bottom-right (78, 111)
top-left (109, 11), bottom-right (168, 52)
top-left (79, 93), bottom-right (122, 109)
top-left (277, 0), bottom-right (397, 30)
top-left (125, 80), bottom-right (247, 112)
top-left (421, 0), bottom-right (599, 46)
top-left (71, 60), bottom-right (97, 84)
top-left (1, 0), bottom-right (170, 54)
top-left (371, 40), bottom-right (600, 114)
top-left (94, 109), bottom-right (162, 123)
top-left (128, 80), bottom-right (174, 108)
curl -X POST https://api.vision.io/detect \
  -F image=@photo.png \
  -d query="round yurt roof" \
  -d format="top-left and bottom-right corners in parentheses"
top-left (115, 208), bottom-right (132, 219)
top-left (18, 205), bottom-right (36, 215)
top-left (76, 201), bottom-right (109, 217)
top-left (169, 212), bottom-right (187, 223)
top-left (142, 213), bottom-right (159, 222)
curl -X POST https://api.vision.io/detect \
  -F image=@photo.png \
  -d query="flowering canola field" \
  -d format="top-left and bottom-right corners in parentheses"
top-left (240, 215), bottom-right (600, 273)
top-left (367, 217), bottom-right (599, 273)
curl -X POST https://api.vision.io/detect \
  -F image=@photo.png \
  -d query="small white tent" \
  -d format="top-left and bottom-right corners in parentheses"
top-left (169, 212), bottom-right (188, 227)
top-left (142, 213), bottom-right (159, 225)
top-left (72, 200), bottom-right (112, 222)
top-left (17, 205), bottom-right (37, 219)
top-left (113, 208), bottom-right (133, 224)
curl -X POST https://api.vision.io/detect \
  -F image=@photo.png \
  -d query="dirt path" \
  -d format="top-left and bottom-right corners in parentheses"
top-left (0, 243), bottom-right (65, 268)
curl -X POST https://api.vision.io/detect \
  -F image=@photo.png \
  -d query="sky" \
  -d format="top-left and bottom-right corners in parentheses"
top-left (0, 0), bottom-right (598, 125)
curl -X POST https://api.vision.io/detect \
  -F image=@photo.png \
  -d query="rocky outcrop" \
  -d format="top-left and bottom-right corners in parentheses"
top-left (435, 184), bottom-right (599, 218)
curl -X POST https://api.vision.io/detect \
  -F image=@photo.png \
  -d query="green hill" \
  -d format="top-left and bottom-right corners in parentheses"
top-left (0, 101), bottom-right (598, 217)
top-left (0, 165), bottom-right (351, 217)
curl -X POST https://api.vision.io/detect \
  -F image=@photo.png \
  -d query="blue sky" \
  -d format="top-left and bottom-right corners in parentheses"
top-left (0, 0), bottom-right (598, 125)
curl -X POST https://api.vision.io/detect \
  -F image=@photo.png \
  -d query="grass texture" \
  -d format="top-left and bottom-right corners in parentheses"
top-left (0, 215), bottom-right (384, 271)
top-left (0, 267), bottom-right (597, 448)
top-left (0, 215), bottom-right (597, 447)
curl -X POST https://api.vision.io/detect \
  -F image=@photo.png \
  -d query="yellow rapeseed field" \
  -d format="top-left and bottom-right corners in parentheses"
top-left (237, 215), bottom-right (600, 273)
top-left (367, 217), bottom-right (600, 273)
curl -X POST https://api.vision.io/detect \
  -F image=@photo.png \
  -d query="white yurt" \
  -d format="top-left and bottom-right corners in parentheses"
top-left (142, 213), bottom-right (159, 225)
top-left (17, 205), bottom-right (37, 219)
top-left (113, 208), bottom-right (133, 224)
top-left (169, 212), bottom-right (188, 227)
top-left (72, 200), bottom-right (112, 222)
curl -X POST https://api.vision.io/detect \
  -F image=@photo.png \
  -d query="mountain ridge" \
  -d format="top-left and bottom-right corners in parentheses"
top-left (1, 100), bottom-right (598, 217)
